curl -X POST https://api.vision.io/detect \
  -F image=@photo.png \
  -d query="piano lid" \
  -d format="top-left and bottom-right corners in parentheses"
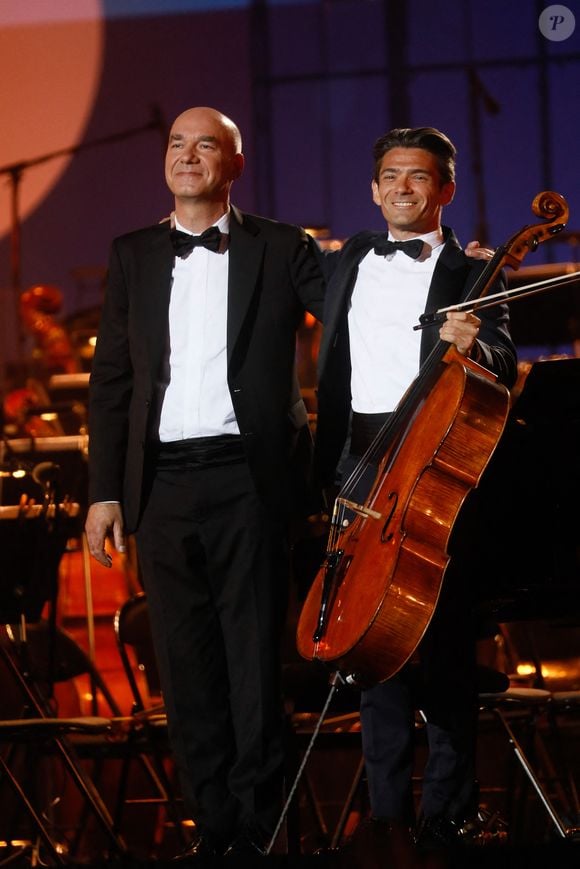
top-left (507, 263), bottom-right (580, 348)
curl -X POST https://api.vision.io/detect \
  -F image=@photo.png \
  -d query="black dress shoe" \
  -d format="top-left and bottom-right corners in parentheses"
top-left (415, 809), bottom-right (508, 851)
top-left (173, 834), bottom-right (222, 861)
top-left (414, 815), bottom-right (461, 851)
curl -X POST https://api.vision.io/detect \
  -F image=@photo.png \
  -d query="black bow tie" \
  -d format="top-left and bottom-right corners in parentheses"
top-left (170, 226), bottom-right (223, 257)
top-left (373, 236), bottom-right (424, 259)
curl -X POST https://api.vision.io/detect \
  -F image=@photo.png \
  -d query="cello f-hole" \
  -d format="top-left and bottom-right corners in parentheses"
top-left (380, 492), bottom-right (398, 542)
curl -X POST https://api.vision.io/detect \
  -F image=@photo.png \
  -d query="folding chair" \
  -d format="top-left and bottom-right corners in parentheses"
top-left (113, 592), bottom-right (188, 849)
top-left (0, 625), bottom-right (128, 863)
top-left (479, 620), bottom-right (580, 841)
top-left (114, 591), bottom-right (162, 713)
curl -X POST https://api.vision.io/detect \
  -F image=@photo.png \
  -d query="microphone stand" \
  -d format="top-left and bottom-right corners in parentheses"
top-left (0, 107), bottom-right (165, 364)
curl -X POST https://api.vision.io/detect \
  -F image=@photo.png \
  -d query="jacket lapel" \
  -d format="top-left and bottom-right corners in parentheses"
top-left (139, 226), bottom-right (175, 383)
top-left (227, 206), bottom-right (265, 365)
top-left (425, 228), bottom-right (471, 312)
top-left (421, 228), bottom-right (471, 361)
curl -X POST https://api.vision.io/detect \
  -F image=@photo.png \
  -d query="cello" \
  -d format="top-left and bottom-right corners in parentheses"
top-left (296, 191), bottom-right (569, 686)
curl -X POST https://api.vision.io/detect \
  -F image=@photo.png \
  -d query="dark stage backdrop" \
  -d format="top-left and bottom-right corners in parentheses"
top-left (1, 0), bottom-right (579, 371)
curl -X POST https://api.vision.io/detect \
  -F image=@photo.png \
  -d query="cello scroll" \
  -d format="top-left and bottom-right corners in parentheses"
top-left (417, 190), bottom-right (569, 330)
top-left (501, 190), bottom-right (568, 269)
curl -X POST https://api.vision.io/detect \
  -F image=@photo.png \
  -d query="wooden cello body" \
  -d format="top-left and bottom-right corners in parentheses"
top-left (297, 348), bottom-right (508, 683)
top-left (297, 191), bottom-right (569, 685)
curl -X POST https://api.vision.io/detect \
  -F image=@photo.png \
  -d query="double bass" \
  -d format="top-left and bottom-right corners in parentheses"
top-left (296, 191), bottom-right (569, 686)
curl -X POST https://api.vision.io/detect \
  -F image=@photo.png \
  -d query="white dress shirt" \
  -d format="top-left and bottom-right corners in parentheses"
top-left (158, 211), bottom-right (240, 441)
top-left (348, 229), bottom-right (444, 413)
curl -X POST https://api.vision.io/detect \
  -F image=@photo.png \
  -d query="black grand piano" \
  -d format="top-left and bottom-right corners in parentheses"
top-left (471, 356), bottom-right (580, 624)
top-left (470, 259), bottom-right (580, 624)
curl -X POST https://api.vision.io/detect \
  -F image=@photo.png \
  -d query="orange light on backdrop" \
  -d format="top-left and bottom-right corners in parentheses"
top-left (0, 1), bottom-right (104, 242)
top-left (0, 1), bottom-right (104, 369)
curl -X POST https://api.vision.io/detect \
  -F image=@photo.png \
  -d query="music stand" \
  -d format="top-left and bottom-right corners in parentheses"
top-left (0, 502), bottom-right (80, 699)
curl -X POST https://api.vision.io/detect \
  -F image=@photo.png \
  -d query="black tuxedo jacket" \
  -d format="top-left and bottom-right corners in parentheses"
top-left (88, 206), bottom-right (325, 533)
top-left (314, 226), bottom-right (518, 487)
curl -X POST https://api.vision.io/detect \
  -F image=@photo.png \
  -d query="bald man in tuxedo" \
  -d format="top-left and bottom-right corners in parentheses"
top-left (85, 106), bottom-right (325, 858)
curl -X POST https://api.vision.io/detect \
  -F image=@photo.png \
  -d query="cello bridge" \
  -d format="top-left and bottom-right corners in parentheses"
top-left (337, 498), bottom-right (382, 521)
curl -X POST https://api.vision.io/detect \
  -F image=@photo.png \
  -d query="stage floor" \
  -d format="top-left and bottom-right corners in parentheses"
top-left (43, 841), bottom-right (580, 868)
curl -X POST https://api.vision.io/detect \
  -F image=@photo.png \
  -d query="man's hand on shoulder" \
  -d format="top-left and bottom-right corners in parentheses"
top-left (85, 502), bottom-right (126, 568)
top-left (464, 240), bottom-right (494, 261)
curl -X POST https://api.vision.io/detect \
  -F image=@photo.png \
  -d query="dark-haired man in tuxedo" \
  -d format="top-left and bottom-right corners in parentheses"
top-left (85, 106), bottom-right (325, 858)
top-left (313, 127), bottom-right (517, 852)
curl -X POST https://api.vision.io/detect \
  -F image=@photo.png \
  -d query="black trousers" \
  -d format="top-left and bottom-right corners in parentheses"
top-left (135, 457), bottom-right (289, 845)
top-left (360, 565), bottom-right (479, 824)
